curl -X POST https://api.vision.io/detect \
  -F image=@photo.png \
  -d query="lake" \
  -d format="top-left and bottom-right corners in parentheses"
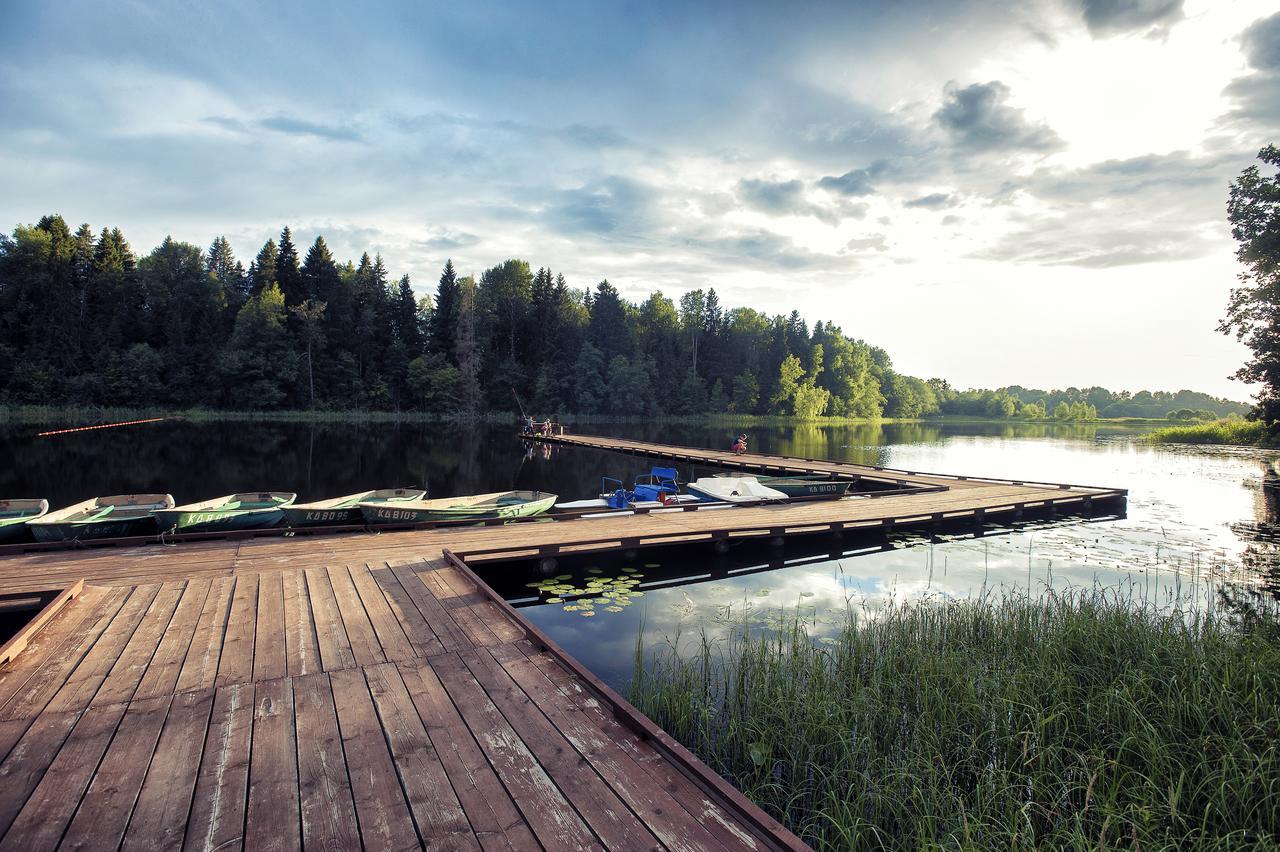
top-left (3, 417), bottom-right (1277, 690)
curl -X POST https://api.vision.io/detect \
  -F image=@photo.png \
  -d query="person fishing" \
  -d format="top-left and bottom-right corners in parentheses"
top-left (731, 433), bottom-right (748, 454)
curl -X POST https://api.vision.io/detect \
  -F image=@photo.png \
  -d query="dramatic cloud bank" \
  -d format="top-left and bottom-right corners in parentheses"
top-left (0, 0), bottom-right (1276, 396)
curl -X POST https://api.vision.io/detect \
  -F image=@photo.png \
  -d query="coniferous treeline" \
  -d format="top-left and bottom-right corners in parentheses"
top-left (0, 215), bottom-right (1251, 419)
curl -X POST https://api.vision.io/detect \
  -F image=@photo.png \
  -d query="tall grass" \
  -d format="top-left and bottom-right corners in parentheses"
top-left (1145, 418), bottom-right (1273, 447)
top-left (630, 590), bottom-right (1280, 850)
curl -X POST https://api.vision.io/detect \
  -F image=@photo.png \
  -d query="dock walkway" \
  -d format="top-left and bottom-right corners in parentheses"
top-left (0, 433), bottom-right (1126, 849)
top-left (0, 555), bottom-right (801, 850)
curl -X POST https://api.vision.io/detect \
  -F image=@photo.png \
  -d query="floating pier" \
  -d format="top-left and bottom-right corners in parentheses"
top-left (0, 434), bottom-right (1125, 849)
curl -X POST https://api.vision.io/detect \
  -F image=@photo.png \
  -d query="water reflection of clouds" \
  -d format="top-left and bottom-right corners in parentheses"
top-left (510, 430), bottom-right (1279, 689)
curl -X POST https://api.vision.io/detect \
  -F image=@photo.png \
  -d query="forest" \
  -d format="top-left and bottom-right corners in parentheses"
top-left (0, 215), bottom-right (1251, 421)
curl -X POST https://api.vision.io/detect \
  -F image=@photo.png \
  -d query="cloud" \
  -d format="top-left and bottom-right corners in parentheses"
top-left (1242, 12), bottom-right (1280, 69)
top-left (974, 225), bottom-right (1212, 268)
top-left (257, 115), bottom-right (362, 142)
top-left (561, 122), bottom-right (631, 149)
top-left (687, 228), bottom-right (836, 270)
top-left (972, 150), bottom-right (1241, 268)
top-left (933, 81), bottom-right (1061, 153)
top-left (845, 234), bottom-right (888, 252)
top-left (545, 176), bottom-right (659, 238)
top-left (1222, 13), bottom-right (1280, 129)
top-left (1075, 0), bottom-right (1184, 38)
top-left (817, 160), bottom-right (892, 197)
top-left (737, 177), bottom-right (863, 225)
top-left (422, 227), bottom-right (479, 250)
top-left (904, 193), bottom-right (954, 209)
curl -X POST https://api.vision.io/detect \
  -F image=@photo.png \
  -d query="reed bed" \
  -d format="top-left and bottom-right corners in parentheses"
top-left (630, 589), bottom-right (1280, 850)
top-left (1144, 418), bottom-right (1273, 447)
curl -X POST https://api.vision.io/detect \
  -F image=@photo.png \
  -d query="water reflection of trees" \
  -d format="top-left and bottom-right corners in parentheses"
top-left (1220, 460), bottom-right (1280, 637)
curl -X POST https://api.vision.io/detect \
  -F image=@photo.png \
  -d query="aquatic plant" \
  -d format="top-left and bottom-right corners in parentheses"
top-left (630, 588), bottom-right (1280, 850)
top-left (1144, 418), bottom-right (1273, 447)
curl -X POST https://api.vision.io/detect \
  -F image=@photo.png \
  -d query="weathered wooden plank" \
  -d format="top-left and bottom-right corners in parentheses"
top-left (92, 581), bottom-right (186, 707)
top-left (253, 571), bottom-right (287, 682)
top-left (389, 564), bottom-right (471, 653)
top-left (215, 573), bottom-right (259, 688)
top-left (428, 653), bottom-right (600, 850)
top-left (303, 566), bottom-right (357, 672)
top-left (0, 585), bottom-right (107, 715)
top-left (123, 687), bottom-right (216, 852)
top-left (56, 694), bottom-right (174, 851)
top-left (371, 565), bottom-right (445, 657)
top-left (43, 584), bottom-right (160, 714)
top-left (183, 681), bottom-right (254, 852)
top-left (326, 565), bottom-right (386, 666)
top-left (347, 563), bottom-right (416, 662)
top-left (0, 579), bottom-right (83, 669)
top-left (174, 576), bottom-right (234, 695)
top-left (244, 676), bottom-right (299, 852)
top-left (0, 701), bottom-right (128, 846)
top-left (490, 643), bottom-right (733, 852)
top-left (362, 662), bottom-right (477, 849)
top-left (281, 568), bottom-right (321, 677)
top-left (0, 585), bottom-right (127, 725)
top-left (517, 641), bottom-right (758, 851)
top-left (293, 671), bottom-right (360, 851)
top-left (396, 659), bottom-right (539, 852)
top-left (135, 578), bottom-right (212, 701)
top-left (329, 667), bottom-right (420, 849)
top-left (456, 649), bottom-right (660, 850)
top-left (0, 585), bottom-right (160, 834)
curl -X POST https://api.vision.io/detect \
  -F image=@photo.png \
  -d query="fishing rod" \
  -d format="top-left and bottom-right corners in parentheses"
top-left (512, 389), bottom-right (531, 421)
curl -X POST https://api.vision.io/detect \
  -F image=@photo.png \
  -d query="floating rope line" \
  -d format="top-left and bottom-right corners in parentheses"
top-left (37, 417), bottom-right (169, 437)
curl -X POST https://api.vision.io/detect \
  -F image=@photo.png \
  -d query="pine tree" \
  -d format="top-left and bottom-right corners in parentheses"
top-left (275, 227), bottom-right (304, 304)
top-left (206, 236), bottom-right (247, 307)
top-left (431, 259), bottom-right (460, 361)
top-left (251, 239), bottom-right (278, 295)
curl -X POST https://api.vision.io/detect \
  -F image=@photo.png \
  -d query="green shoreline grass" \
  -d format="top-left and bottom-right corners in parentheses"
top-left (629, 590), bottom-right (1280, 850)
top-left (1144, 418), bottom-right (1275, 448)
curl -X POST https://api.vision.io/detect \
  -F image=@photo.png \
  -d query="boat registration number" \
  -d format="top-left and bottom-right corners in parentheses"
top-left (304, 510), bottom-right (348, 522)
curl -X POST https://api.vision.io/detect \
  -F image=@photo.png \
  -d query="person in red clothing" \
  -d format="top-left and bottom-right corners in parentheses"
top-left (731, 433), bottom-right (748, 454)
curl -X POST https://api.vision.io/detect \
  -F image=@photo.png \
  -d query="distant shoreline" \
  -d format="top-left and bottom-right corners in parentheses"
top-left (0, 405), bottom-right (1181, 428)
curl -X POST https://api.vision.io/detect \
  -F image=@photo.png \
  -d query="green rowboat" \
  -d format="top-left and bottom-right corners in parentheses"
top-left (29, 494), bottom-right (174, 542)
top-left (154, 492), bottom-right (296, 534)
top-left (359, 490), bottom-right (557, 524)
top-left (282, 488), bottom-right (426, 527)
top-left (0, 499), bottom-right (49, 543)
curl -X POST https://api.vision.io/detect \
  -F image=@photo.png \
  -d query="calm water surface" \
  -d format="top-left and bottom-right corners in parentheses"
top-left (4, 418), bottom-right (1277, 690)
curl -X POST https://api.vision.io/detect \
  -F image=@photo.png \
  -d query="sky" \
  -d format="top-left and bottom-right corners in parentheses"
top-left (2, 0), bottom-right (1278, 400)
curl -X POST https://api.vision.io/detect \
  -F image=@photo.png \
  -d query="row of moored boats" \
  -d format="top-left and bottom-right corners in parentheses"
top-left (0, 489), bottom-right (556, 543)
top-left (0, 467), bottom-right (856, 544)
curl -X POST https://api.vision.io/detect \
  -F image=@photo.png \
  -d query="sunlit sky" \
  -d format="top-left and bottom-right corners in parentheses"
top-left (3, 0), bottom-right (1278, 399)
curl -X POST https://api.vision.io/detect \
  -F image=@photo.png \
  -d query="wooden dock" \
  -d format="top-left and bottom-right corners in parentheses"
top-left (0, 555), bottom-right (803, 851)
top-left (0, 433), bottom-right (1126, 850)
